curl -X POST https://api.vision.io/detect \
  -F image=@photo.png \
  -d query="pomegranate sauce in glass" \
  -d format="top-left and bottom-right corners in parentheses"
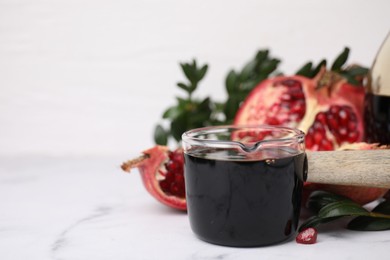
top-left (182, 125), bottom-right (307, 247)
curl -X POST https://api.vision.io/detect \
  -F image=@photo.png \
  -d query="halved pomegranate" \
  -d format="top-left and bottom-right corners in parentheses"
top-left (234, 68), bottom-right (365, 151)
top-left (121, 146), bottom-right (186, 211)
top-left (233, 68), bottom-right (388, 204)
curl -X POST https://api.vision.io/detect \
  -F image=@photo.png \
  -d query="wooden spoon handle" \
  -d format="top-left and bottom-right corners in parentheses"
top-left (306, 149), bottom-right (390, 189)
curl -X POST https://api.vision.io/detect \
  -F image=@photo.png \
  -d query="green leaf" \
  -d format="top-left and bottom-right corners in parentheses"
top-left (170, 113), bottom-right (188, 142)
top-left (225, 70), bottom-right (239, 94)
top-left (260, 59), bottom-right (280, 75)
top-left (299, 216), bottom-right (342, 231)
top-left (198, 64), bottom-right (208, 81)
top-left (348, 200), bottom-right (390, 231)
top-left (296, 62), bottom-right (313, 77)
top-left (224, 96), bottom-right (240, 122)
top-left (192, 59), bottom-right (197, 70)
top-left (372, 200), bottom-right (390, 214)
top-left (318, 200), bottom-right (370, 219)
top-left (162, 106), bottom-right (182, 119)
top-left (300, 191), bottom-right (390, 232)
top-left (214, 101), bottom-right (224, 110)
top-left (339, 72), bottom-right (360, 86)
top-left (154, 124), bottom-right (168, 145)
top-left (198, 97), bottom-right (211, 110)
top-left (307, 191), bottom-right (349, 213)
top-left (189, 112), bottom-right (211, 127)
top-left (255, 50), bottom-right (269, 62)
top-left (348, 216), bottom-right (390, 231)
top-left (240, 79), bottom-right (259, 92)
top-left (240, 60), bottom-right (256, 81)
top-left (331, 47), bottom-right (350, 71)
top-left (188, 98), bottom-right (212, 126)
top-left (180, 63), bottom-right (195, 82)
top-left (177, 82), bottom-right (190, 93)
top-left (311, 59), bottom-right (327, 77)
top-left (176, 97), bottom-right (190, 109)
top-left (345, 66), bottom-right (369, 77)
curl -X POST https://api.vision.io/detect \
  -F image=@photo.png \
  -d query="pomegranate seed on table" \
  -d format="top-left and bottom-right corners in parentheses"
top-left (296, 227), bottom-right (318, 244)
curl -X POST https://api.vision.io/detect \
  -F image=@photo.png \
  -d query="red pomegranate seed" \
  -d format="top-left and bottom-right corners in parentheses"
top-left (330, 105), bottom-right (340, 115)
top-left (296, 227), bottom-right (318, 244)
top-left (158, 151), bottom-right (186, 198)
top-left (281, 93), bottom-right (291, 101)
top-left (347, 131), bottom-right (359, 143)
top-left (315, 112), bottom-right (327, 124)
top-left (338, 110), bottom-right (349, 125)
top-left (291, 91), bottom-right (305, 100)
top-left (174, 174), bottom-right (184, 183)
top-left (238, 131), bottom-right (248, 139)
top-left (313, 122), bottom-right (325, 134)
top-left (171, 152), bottom-right (184, 163)
top-left (257, 132), bottom-right (264, 141)
top-left (338, 127), bottom-right (348, 138)
top-left (327, 115), bottom-right (338, 131)
top-left (164, 171), bottom-right (174, 182)
top-left (171, 182), bottom-right (185, 197)
top-left (165, 160), bottom-right (179, 172)
top-left (267, 117), bottom-right (280, 125)
top-left (349, 112), bottom-right (357, 122)
top-left (170, 183), bottom-right (180, 195)
top-left (159, 180), bottom-right (170, 193)
top-left (291, 100), bottom-right (306, 116)
top-left (313, 131), bottom-right (323, 144)
top-left (320, 139), bottom-right (333, 151)
top-left (348, 121), bottom-right (357, 131)
top-left (305, 135), bottom-right (314, 148)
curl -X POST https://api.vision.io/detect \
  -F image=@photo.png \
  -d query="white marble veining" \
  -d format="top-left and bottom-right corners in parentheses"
top-left (0, 156), bottom-right (389, 260)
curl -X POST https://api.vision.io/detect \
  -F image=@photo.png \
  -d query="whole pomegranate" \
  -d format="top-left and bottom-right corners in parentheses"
top-left (233, 68), bottom-right (388, 204)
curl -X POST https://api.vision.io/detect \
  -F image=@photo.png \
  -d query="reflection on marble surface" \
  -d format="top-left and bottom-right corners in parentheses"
top-left (0, 156), bottom-right (389, 260)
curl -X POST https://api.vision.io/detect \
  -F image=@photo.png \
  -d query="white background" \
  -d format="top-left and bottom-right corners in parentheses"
top-left (1, 0), bottom-right (389, 157)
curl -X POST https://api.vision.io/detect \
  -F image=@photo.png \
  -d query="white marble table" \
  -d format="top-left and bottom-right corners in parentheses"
top-left (1, 155), bottom-right (389, 260)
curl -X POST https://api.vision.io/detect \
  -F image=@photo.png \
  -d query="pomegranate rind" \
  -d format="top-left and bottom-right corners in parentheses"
top-left (122, 146), bottom-right (187, 211)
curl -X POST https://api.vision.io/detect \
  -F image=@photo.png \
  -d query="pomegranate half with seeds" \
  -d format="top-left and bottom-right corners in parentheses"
top-left (121, 146), bottom-right (186, 210)
top-left (234, 69), bottom-right (365, 151)
top-left (234, 68), bottom-right (388, 204)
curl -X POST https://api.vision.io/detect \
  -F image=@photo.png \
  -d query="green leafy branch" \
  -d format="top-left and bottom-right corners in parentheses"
top-left (177, 61), bottom-right (208, 100)
top-left (153, 47), bottom-right (370, 146)
top-left (223, 50), bottom-right (281, 123)
top-left (300, 191), bottom-right (390, 231)
top-left (154, 60), bottom-right (214, 145)
top-left (154, 50), bottom-right (282, 145)
top-left (295, 47), bottom-right (369, 85)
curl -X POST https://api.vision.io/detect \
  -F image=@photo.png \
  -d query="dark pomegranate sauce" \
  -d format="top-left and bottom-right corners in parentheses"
top-left (364, 93), bottom-right (390, 145)
top-left (184, 148), bottom-right (306, 247)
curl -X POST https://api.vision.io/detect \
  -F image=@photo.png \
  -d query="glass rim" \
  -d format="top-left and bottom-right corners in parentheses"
top-left (182, 125), bottom-right (305, 153)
